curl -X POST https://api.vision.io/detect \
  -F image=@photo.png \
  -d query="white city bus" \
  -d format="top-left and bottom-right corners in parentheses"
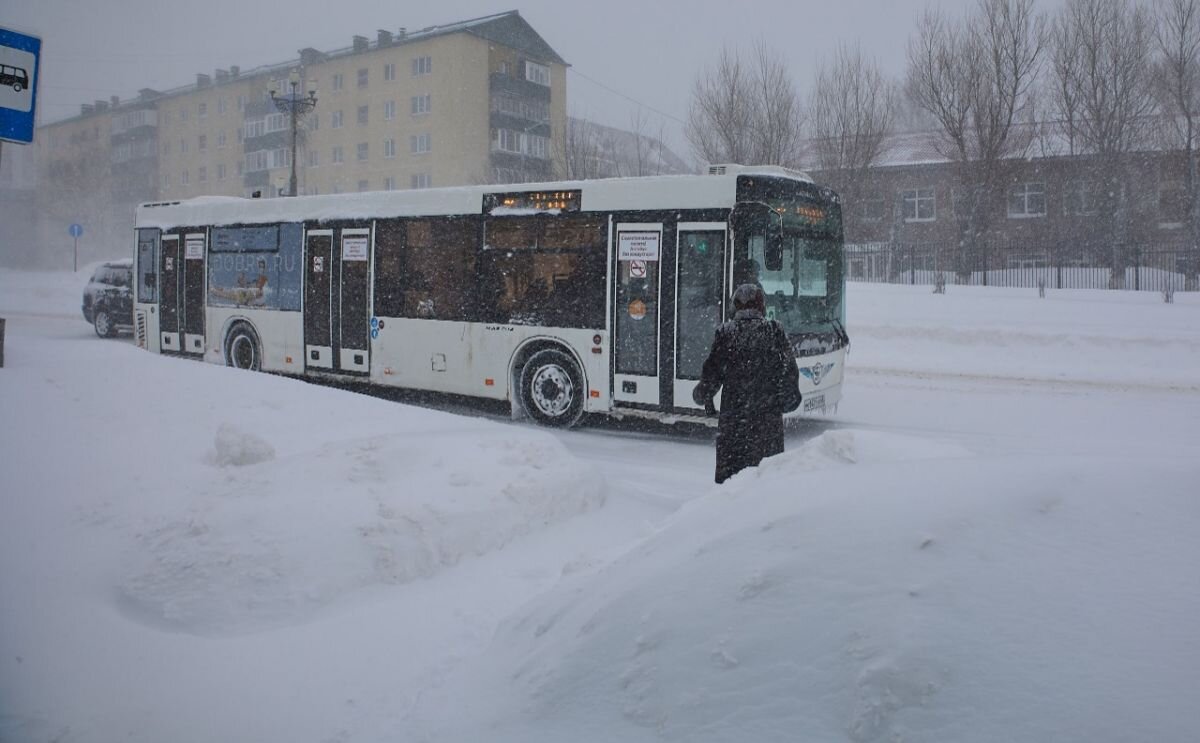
top-left (132, 165), bottom-right (848, 426)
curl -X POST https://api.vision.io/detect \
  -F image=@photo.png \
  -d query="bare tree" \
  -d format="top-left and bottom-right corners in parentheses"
top-left (906, 0), bottom-right (1046, 277)
top-left (808, 43), bottom-right (898, 193)
top-left (685, 43), bottom-right (804, 167)
top-left (558, 115), bottom-right (606, 181)
top-left (1153, 0), bottom-right (1200, 287)
top-left (1051, 0), bottom-right (1157, 286)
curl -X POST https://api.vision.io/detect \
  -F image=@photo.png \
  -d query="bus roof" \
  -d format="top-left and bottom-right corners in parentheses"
top-left (135, 169), bottom-right (815, 229)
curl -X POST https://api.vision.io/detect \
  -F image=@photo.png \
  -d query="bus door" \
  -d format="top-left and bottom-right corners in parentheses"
top-left (158, 234), bottom-right (181, 353)
top-left (336, 227), bottom-right (372, 374)
top-left (181, 231), bottom-right (206, 355)
top-left (612, 223), bottom-right (663, 406)
top-left (303, 229), bottom-right (334, 370)
top-left (673, 223), bottom-right (728, 410)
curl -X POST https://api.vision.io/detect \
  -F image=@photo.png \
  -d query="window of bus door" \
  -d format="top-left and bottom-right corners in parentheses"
top-left (137, 228), bottom-right (160, 303)
top-left (675, 228), bottom-right (725, 380)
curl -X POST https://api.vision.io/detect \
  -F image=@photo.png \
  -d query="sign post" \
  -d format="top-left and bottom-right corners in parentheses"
top-left (69, 223), bottom-right (83, 272)
top-left (0, 26), bottom-right (41, 146)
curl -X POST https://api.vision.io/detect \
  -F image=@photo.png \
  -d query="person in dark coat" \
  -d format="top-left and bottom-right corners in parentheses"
top-left (693, 283), bottom-right (802, 484)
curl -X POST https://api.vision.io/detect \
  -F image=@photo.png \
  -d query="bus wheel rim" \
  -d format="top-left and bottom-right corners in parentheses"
top-left (531, 364), bottom-right (572, 417)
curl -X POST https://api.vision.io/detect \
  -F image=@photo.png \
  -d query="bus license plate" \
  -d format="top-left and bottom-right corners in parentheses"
top-left (803, 394), bottom-right (825, 412)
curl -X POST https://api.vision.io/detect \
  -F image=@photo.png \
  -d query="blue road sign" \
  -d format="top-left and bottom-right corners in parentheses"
top-left (0, 26), bottom-right (41, 145)
top-left (69, 223), bottom-right (83, 238)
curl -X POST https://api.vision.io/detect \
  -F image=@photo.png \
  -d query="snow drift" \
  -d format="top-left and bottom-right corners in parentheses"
top-left (412, 430), bottom-right (1200, 742)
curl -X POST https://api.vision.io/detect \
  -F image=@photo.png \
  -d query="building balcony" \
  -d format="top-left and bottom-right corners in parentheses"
top-left (489, 73), bottom-right (551, 102)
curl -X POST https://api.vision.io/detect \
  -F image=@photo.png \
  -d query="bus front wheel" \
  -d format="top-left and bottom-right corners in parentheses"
top-left (520, 349), bottom-right (584, 427)
top-left (225, 322), bottom-right (262, 371)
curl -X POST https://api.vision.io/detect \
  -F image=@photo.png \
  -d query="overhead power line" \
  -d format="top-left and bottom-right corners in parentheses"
top-left (567, 68), bottom-right (688, 127)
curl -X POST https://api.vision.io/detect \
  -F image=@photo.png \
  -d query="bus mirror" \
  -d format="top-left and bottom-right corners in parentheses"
top-left (765, 234), bottom-right (784, 272)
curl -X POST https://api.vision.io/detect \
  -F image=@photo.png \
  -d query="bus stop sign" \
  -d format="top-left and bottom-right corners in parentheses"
top-left (69, 223), bottom-right (83, 238)
top-left (0, 26), bottom-right (41, 145)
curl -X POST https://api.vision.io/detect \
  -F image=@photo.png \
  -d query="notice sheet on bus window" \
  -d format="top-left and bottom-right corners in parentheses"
top-left (618, 231), bottom-right (660, 262)
top-left (185, 237), bottom-right (204, 260)
top-left (342, 236), bottom-right (369, 261)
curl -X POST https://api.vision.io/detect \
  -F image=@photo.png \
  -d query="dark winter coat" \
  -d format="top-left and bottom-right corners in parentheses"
top-left (693, 309), bottom-right (802, 484)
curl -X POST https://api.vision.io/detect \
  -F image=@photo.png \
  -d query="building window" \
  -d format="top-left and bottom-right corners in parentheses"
top-left (332, 145), bottom-right (344, 164)
top-left (180, 107), bottom-right (188, 122)
top-left (524, 61), bottom-right (551, 87)
top-left (357, 179), bottom-right (369, 192)
top-left (217, 131), bottom-right (226, 149)
top-left (308, 112), bottom-right (318, 131)
top-left (412, 55), bottom-right (432, 76)
top-left (384, 138), bottom-right (396, 159)
top-left (357, 104), bottom-right (369, 125)
top-left (217, 97), bottom-right (226, 114)
top-left (331, 110), bottom-right (343, 129)
top-left (410, 132), bottom-right (431, 154)
top-left (198, 166), bottom-right (207, 182)
top-left (384, 62), bottom-right (395, 81)
top-left (384, 176), bottom-right (396, 190)
top-left (162, 140), bottom-right (170, 155)
top-left (1158, 182), bottom-right (1188, 226)
top-left (411, 173), bottom-right (431, 189)
top-left (198, 134), bottom-right (207, 152)
top-left (357, 142), bottom-right (369, 161)
top-left (902, 188), bottom-right (936, 222)
top-left (198, 102), bottom-right (207, 119)
top-left (1063, 180), bottom-right (1099, 216)
top-left (162, 173), bottom-right (170, 188)
top-left (181, 169), bottom-right (190, 185)
top-left (491, 128), bottom-right (548, 159)
top-left (411, 94), bottom-right (431, 115)
top-left (332, 73), bottom-right (344, 91)
top-left (357, 68), bottom-right (368, 88)
top-left (245, 150), bottom-right (269, 172)
top-left (307, 149), bottom-right (319, 167)
top-left (217, 163), bottom-right (226, 181)
top-left (1008, 182), bottom-right (1046, 218)
top-left (244, 118), bottom-right (265, 139)
top-left (493, 128), bottom-right (521, 154)
top-left (384, 100), bottom-right (395, 121)
top-left (859, 192), bottom-right (886, 221)
top-left (490, 94), bottom-right (549, 123)
top-left (236, 95), bottom-right (246, 111)
top-left (180, 138), bottom-right (188, 154)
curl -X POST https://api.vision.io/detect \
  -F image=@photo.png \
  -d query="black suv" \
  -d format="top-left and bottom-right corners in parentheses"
top-left (82, 260), bottom-right (134, 337)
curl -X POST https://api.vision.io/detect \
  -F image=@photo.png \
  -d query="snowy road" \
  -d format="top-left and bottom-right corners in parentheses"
top-left (3, 274), bottom-right (1199, 743)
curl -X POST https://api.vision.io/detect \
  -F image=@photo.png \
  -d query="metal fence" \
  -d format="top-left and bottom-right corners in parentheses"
top-left (844, 241), bottom-right (1200, 292)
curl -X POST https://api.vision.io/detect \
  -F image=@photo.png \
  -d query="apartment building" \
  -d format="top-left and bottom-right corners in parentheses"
top-left (33, 11), bottom-right (568, 259)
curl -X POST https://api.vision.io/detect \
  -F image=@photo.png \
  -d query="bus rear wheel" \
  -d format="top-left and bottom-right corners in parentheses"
top-left (520, 349), bottom-right (584, 427)
top-left (225, 322), bottom-right (261, 371)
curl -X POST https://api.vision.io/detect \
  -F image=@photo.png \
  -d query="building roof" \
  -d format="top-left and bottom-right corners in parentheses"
top-left (802, 119), bottom-right (1186, 172)
top-left (42, 10), bottom-right (566, 127)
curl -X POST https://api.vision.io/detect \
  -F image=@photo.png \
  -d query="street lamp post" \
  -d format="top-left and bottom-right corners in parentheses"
top-left (270, 71), bottom-right (317, 197)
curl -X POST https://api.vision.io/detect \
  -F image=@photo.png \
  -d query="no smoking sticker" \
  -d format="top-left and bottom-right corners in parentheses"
top-left (629, 260), bottom-right (647, 279)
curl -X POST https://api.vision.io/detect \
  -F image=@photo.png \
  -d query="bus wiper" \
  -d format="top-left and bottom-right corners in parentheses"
top-left (830, 318), bottom-right (850, 349)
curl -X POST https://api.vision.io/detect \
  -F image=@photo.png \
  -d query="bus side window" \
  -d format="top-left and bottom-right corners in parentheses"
top-left (374, 218), bottom-right (405, 318)
top-left (402, 217), bottom-right (478, 321)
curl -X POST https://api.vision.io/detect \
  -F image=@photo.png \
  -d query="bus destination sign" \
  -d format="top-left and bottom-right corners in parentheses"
top-left (486, 189), bottom-right (581, 214)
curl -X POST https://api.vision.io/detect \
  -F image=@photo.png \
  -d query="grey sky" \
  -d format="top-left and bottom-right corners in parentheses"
top-left (9, 0), bottom-right (1054, 155)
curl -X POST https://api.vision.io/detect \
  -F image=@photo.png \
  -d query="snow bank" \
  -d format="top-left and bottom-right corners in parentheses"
top-left (120, 425), bottom-right (603, 636)
top-left (413, 430), bottom-right (1200, 742)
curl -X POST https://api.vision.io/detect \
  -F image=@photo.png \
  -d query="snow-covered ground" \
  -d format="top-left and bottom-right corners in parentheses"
top-left (2, 269), bottom-right (1198, 742)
